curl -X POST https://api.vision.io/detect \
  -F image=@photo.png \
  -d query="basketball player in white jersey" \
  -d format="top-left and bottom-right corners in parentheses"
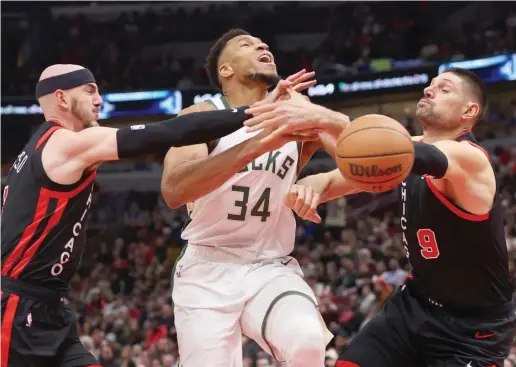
top-left (161, 29), bottom-right (348, 367)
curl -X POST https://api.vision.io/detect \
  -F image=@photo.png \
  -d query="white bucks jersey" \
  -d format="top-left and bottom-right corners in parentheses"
top-left (181, 96), bottom-right (302, 260)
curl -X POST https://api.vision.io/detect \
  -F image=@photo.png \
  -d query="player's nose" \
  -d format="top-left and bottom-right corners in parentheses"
top-left (94, 94), bottom-right (104, 107)
top-left (423, 86), bottom-right (434, 99)
top-left (256, 42), bottom-right (269, 52)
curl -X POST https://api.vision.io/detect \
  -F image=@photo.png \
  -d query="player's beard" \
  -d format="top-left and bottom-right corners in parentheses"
top-left (415, 102), bottom-right (449, 130)
top-left (248, 72), bottom-right (280, 87)
top-left (416, 106), bottom-right (458, 132)
top-left (416, 105), bottom-right (440, 130)
top-left (70, 98), bottom-right (97, 128)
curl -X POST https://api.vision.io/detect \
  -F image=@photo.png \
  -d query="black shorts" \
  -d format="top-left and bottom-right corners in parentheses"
top-left (1, 277), bottom-right (99, 367)
top-left (337, 280), bottom-right (516, 367)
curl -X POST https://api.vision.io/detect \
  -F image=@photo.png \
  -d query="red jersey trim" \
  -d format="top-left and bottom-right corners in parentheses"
top-left (335, 362), bottom-right (360, 367)
top-left (1, 293), bottom-right (20, 367)
top-left (36, 126), bottom-right (62, 150)
top-left (9, 196), bottom-right (68, 279)
top-left (425, 177), bottom-right (489, 222)
top-left (464, 140), bottom-right (492, 163)
top-left (418, 129), bottom-right (472, 143)
top-left (453, 129), bottom-right (471, 140)
top-left (420, 130), bottom-right (489, 222)
top-left (1, 192), bottom-right (50, 277)
top-left (48, 118), bottom-right (67, 128)
top-left (44, 170), bottom-right (96, 199)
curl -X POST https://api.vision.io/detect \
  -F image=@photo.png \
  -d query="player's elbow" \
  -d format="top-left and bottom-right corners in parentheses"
top-left (161, 180), bottom-right (187, 209)
top-left (161, 190), bottom-right (184, 209)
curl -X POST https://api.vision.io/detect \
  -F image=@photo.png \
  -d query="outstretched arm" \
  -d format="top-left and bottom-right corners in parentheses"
top-left (291, 139), bottom-right (495, 222)
top-left (42, 106), bottom-right (251, 185)
top-left (283, 170), bottom-right (361, 223)
top-left (299, 170), bottom-right (362, 203)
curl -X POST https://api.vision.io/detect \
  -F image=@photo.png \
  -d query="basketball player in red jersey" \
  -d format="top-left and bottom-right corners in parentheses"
top-left (0, 63), bottom-right (308, 367)
top-left (245, 68), bottom-right (516, 366)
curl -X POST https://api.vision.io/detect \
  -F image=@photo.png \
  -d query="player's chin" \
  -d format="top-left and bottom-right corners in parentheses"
top-left (415, 109), bottom-right (430, 121)
top-left (255, 60), bottom-right (277, 72)
top-left (253, 69), bottom-right (280, 86)
top-left (85, 119), bottom-right (99, 128)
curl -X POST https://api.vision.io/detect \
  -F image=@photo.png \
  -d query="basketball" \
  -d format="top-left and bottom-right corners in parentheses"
top-left (335, 114), bottom-right (414, 193)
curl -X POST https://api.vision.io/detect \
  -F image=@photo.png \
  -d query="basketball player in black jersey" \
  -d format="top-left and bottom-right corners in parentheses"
top-left (244, 68), bottom-right (516, 366)
top-left (0, 64), bottom-right (311, 367)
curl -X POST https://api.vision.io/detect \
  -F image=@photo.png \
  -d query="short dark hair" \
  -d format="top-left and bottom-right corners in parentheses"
top-left (205, 28), bottom-right (250, 90)
top-left (443, 67), bottom-right (488, 122)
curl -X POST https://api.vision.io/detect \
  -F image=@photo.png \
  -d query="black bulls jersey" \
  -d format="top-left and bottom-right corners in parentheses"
top-left (1, 120), bottom-right (95, 291)
top-left (399, 131), bottom-right (513, 309)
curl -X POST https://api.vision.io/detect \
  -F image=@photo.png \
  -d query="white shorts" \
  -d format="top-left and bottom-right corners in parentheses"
top-left (172, 244), bottom-right (332, 367)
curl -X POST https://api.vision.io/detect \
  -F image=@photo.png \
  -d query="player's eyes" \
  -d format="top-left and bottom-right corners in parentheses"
top-left (240, 43), bottom-right (250, 47)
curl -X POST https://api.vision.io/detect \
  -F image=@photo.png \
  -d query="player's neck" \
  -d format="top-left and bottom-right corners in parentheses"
top-left (422, 126), bottom-right (471, 144)
top-left (44, 113), bottom-right (80, 132)
top-left (222, 82), bottom-right (268, 107)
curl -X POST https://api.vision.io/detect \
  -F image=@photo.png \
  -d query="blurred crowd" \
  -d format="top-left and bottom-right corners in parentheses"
top-left (2, 1), bottom-right (515, 95)
top-left (64, 140), bottom-right (516, 367)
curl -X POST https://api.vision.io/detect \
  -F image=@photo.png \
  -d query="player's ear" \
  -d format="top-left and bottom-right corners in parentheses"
top-left (463, 101), bottom-right (480, 120)
top-left (54, 89), bottom-right (70, 111)
top-left (219, 63), bottom-right (234, 80)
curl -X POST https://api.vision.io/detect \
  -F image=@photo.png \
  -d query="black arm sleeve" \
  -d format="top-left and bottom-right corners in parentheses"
top-left (412, 142), bottom-right (449, 179)
top-left (116, 106), bottom-right (250, 158)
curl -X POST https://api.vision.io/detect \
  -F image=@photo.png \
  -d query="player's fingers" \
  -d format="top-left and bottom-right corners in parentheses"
top-left (276, 133), bottom-right (319, 144)
top-left (293, 185), bottom-right (306, 213)
top-left (293, 80), bottom-right (317, 92)
top-left (257, 123), bottom-right (316, 147)
top-left (244, 109), bottom-right (282, 128)
top-left (250, 98), bottom-right (272, 107)
top-left (286, 69), bottom-right (306, 82)
top-left (292, 71), bottom-right (315, 84)
top-left (306, 192), bottom-right (322, 223)
top-left (298, 187), bottom-right (313, 218)
top-left (245, 116), bottom-right (287, 133)
top-left (311, 192), bottom-right (321, 209)
top-left (286, 89), bottom-right (305, 101)
top-left (267, 80), bottom-right (294, 101)
top-left (244, 103), bottom-right (279, 118)
top-left (293, 132), bottom-right (320, 141)
top-left (252, 81), bottom-right (294, 107)
top-left (246, 102), bottom-right (278, 113)
top-left (277, 79), bottom-right (294, 89)
top-left (306, 211), bottom-right (322, 223)
top-left (259, 124), bottom-right (295, 145)
top-left (284, 186), bottom-right (298, 209)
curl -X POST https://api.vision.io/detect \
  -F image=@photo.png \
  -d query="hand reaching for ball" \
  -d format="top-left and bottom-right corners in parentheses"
top-left (285, 184), bottom-right (322, 223)
top-left (252, 69), bottom-right (316, 107)
top-left (245, 89), bottom-right (350, 141)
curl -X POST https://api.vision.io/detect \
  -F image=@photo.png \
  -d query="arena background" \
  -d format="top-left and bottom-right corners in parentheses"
top-left (1, 1), bottom-right (516, 366)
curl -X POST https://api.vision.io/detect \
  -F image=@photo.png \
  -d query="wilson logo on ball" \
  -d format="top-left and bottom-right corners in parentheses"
top-left (348, 163), bottom-right (403, 177)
